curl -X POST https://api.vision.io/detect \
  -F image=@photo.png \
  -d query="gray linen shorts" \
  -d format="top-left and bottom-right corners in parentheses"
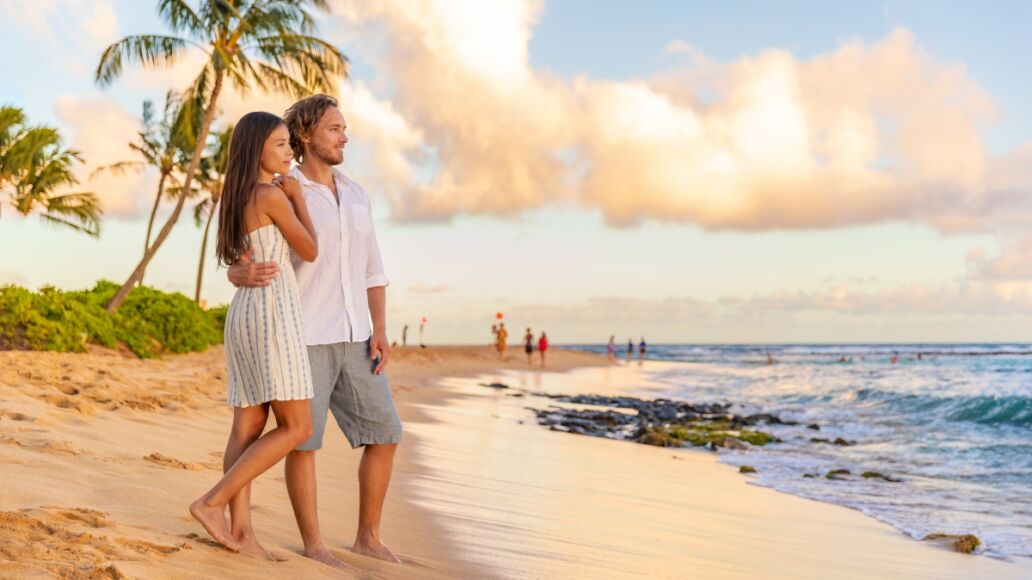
top-left (297, 340), bottom-right (403, 450)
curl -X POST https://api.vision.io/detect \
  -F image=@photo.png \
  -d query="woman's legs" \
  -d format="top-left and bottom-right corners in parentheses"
top-left (191, 399), bottom-right (313, 550)
top-left (224, 405), bottom-right (272, 557)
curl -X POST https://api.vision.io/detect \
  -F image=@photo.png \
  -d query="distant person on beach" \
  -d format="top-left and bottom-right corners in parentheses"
top-left (639, 338), bottom-right (647, 361)
top-left (401, 324), bottom-right (408, 347)
top-left (538, 332), bottom-right (549, 367)
top-left (227, 96), bottom-right (402, 567)
top-left (766, 352), bottom-right (775, 365)
top-left (627, 339), bottom-right (634, 361)
top-left (497, 323), bottom-right (508, 360)
top-left (419, 317), bottom-right (426, 347)
top-left (491, 323), bottom-right (498, 346)
top-left (607, 336), bottom-right (616, 361)
top-left (524, 327), bottom-right (534, 364)
top-left (192, 112), bottom-right (318, 555)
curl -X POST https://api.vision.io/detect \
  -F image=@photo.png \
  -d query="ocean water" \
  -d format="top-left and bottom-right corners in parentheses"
top-left (568, 343), bottom-right (1032, 561)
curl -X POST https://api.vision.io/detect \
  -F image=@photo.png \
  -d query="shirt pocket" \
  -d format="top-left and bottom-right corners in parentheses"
top-left (349, 203), bottom-right (373, 233)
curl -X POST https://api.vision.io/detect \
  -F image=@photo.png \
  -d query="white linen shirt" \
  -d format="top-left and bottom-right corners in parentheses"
top-left (288, 165), bottom-right (389, 346)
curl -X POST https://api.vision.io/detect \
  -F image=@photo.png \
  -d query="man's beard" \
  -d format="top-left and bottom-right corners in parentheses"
top-left (309, 141), bottom-right (343, 165)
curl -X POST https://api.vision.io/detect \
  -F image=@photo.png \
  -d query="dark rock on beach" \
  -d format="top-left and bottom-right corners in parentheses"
top-left (810, 437), bottom-right (854, 446)
top-left (826, 469), bottom-right (851, 480)
top-left (921, 533), bottom-right (981, 554)
top-left (861, 471), bottom-right (902, 483)
top-left (528, 393), bottom-right (786, 452)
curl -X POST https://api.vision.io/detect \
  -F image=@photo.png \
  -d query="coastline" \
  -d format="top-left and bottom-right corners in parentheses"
top-left (0, 345), bottom-right (1028, 578)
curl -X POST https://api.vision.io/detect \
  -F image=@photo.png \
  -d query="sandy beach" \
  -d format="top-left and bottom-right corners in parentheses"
top-left (1, 345), bottom-right (1029, 579)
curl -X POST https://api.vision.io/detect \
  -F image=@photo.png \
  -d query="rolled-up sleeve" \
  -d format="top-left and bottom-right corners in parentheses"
top-left (365, 204), bottom-right (389, 289)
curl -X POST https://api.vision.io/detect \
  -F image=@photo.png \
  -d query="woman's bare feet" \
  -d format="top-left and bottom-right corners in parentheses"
top-left (304, 544), bottom-right (355, 569)
top-left (189, 499), bottom-right (240, 551)
top-left (352, 537), bottom-right (401, 563)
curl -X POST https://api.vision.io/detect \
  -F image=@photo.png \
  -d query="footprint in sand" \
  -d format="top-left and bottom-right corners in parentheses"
top-left (0, 506), bottom-right (186, 578)
top-left (40, 394), bottom-right (96, 416)
top-left (53, 506), bottom-right (111, 528)
top-left (144, 452), bottom-right (204, 471)
top-left (55, 384), bottom-right (80, 396)
top-left (0, 435), bottom-right (83, 455)
top-left (0, 410), bottom-right (34, 422)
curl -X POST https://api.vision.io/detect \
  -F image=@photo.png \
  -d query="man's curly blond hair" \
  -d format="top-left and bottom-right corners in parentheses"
top-left (283, 94), bottom-right (339, 162)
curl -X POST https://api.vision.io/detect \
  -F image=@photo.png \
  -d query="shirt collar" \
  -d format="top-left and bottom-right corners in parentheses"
top-left (289, 164), bottom-right (350, 191)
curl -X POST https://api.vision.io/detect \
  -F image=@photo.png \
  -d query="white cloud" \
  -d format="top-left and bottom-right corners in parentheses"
top-left (54, 94), bottom-right (152, 218)
top-left (968, 237), bottom-right (1032, 281)
top-left (324, 2), bottom-right (1029, 237)
top-left (0, 0), bottom-right (118, 52)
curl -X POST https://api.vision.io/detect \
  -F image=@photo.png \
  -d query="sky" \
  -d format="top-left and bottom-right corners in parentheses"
top-left (1, 0), bottom-right (1030, 344)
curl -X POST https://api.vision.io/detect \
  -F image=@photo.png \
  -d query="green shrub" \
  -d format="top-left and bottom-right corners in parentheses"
top-left (0, 281), bottom-right (226, 358)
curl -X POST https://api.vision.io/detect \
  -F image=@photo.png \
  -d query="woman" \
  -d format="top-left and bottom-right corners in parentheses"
top-left (496, 323), bottom-right (508, 360)
top-left (189, 112), bottom-right (319, 556)
top-left (524, 327), bottom-right (534, 364)
top-left (607, 335), bottom-right (616, 361)
top-left (538, 332), bottom-right (549, 368)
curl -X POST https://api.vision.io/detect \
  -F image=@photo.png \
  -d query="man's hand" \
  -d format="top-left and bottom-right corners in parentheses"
top-left (227, 248), bottom-right (280, 287)
top-left (370, 330), bottom-right (390, 375)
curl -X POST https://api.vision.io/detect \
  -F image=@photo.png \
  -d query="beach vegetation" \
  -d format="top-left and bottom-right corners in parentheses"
top-left (0, 281), bottom-right (225, 358)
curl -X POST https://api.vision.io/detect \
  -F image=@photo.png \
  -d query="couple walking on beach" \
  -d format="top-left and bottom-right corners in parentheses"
top-left (187, 94), bottom-right (402, 570)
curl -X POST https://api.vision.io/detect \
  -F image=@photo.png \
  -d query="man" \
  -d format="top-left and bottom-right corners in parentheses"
top-left (228, 94), bottom-right (402, 567)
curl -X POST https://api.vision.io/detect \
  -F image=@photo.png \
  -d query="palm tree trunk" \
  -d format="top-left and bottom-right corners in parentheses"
top-left (105, 72), bottom-right (224, 312)
top-left (195, 201), bottom-right (216, 304)
top-left (139, 172), bottom-right (167, 286)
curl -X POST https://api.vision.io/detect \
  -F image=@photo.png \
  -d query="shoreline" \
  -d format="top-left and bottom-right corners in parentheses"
top-left (402, 351), bottom-right (1031, 578)
top-left (0, 345), bottom-right (1028, 578)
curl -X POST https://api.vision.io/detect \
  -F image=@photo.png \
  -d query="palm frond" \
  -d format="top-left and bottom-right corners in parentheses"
top-left (2, 127), bottom-right (61, 176)
top-left (95, 34), bottom-right (194, 86)
top-left (192, 196), bottom-right (214, 226)
top-left (245, 33), bottom-right (347, 95)
top-left (157, 0), bottom-right (205, 36)
top-left (90, 160), bottom-right (147, 179)
top-left (0, 106), bottom-right (28, 149)
top-left (38, 191), bottom-right (102, 237)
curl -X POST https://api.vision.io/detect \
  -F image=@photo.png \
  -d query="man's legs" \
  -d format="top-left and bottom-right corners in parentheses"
top-left (285, 344), bottom-right (352, 569)
top-left (331, 340), bottom-right (404, 563)
top-left (352, 443), bottom-right (400, 562)
top-left (284, 450), bottom-right (352, 568)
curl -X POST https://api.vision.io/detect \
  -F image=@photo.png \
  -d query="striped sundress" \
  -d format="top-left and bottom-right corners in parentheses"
top-left (224, 224), bottom-right (314, 407)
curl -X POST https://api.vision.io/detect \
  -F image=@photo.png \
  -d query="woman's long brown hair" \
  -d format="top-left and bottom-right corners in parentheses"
top-left (215, 111), bottom-right (285, 267)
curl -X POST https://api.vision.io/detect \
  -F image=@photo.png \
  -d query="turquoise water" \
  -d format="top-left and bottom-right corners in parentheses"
top-left (569, 343), bottom-right (1032, 560)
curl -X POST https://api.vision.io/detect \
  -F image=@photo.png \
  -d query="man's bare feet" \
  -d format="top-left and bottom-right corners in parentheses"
top-left (236, 532), bottom-right (274, 560)
top-left (304, 545), bottom-right (355, 569)
top-left (352, 537), bottom-right (401, 563)
top-left (189, 499), bottom-right (240, 551)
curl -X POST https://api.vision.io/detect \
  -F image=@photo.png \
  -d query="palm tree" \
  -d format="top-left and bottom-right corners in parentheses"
top-left (95, 0), bottom-right (347, 311)
top-left (193, 125), bottom-right (231, 304)
top-left (92, 92), bottom-right (196, 285)
top-left (0, 105), bottom-right (102, 236)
